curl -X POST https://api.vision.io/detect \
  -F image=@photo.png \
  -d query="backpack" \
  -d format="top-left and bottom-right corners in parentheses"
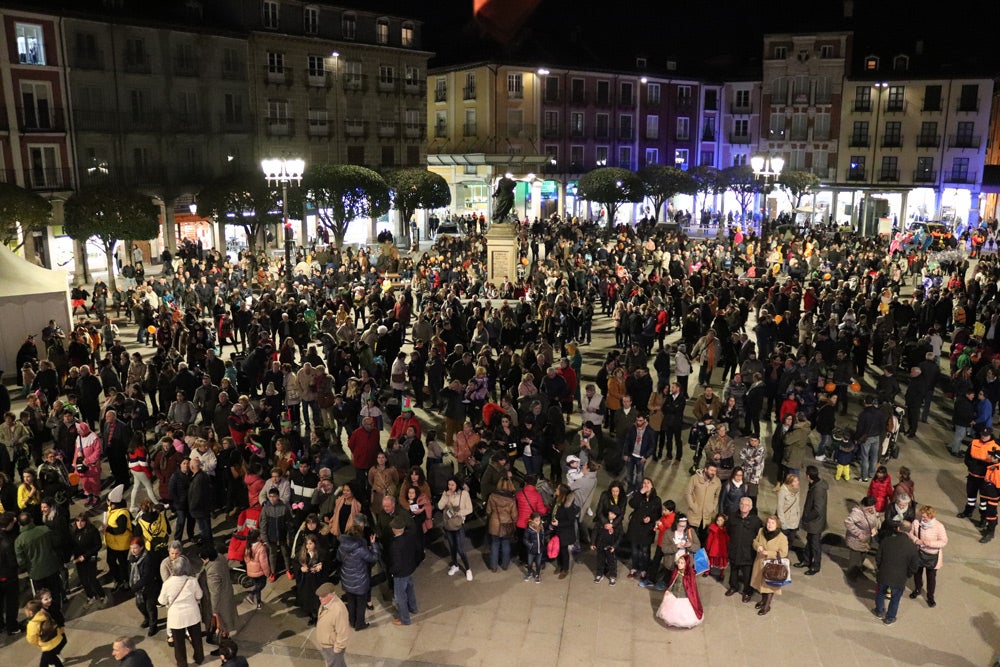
top-left (37, 611), bottom-right (58, 642)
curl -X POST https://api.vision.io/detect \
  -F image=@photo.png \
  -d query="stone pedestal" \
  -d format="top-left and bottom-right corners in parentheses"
top-left (486, 223), bottom-right (518, 285)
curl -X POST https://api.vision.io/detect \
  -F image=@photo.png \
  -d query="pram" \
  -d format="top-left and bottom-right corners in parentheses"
top-left (880, 405), bottom-right (905, 463)
top-left (226, 505), bottom-right (261, 589)
top-left (688, 420), bottom-right (717, 474)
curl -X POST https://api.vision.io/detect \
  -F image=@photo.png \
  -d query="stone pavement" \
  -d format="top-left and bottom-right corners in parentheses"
top-left (1, 306), bottom-right (999, 666)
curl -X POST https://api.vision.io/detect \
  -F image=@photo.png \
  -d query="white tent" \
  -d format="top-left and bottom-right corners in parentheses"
top-left (0, 244), bottom-right (70, 381)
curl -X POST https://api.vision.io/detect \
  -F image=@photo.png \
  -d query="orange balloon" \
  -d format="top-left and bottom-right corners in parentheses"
top-left (521, 257), bottom-right (529, 266)
top-left (824, 382), bottom-right (837, 393)
top-left (774, 315), bottom-right (783, 324)
top-left (68, 472), bottom-right (80, 486)
top-left (849, 382), bottom-right (862, 392)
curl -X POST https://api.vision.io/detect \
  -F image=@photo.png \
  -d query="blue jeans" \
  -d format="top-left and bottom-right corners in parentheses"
top-left (859, 436), bottom-right (880, 480)
top-left (526, 552), bottom-right (542, 577)
top-left (195, 516), bottom-right (212, 544)
top-left (951, 426), bottom-right (968, 455)
top-left (445, 528), bottom-right (470, 571)
top-left (521, 454), bottom-right (541, 477)
top-left (818, 433), bottom-right (832, 457)
top-left (393, 575), bottom-right (417, 624)
top-left (875, 582), bottom-right (903, 621)
top-left (490, 536), bottom-right (511, 570)
top-left (173, 510), bottom-right (193, 542)
top-left (625, 456), bottom-right (646, 493)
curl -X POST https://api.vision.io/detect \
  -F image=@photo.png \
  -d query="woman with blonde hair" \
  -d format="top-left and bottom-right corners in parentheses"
top-left (907, 505), bottom-right (948, 608)
top-left (749, 514), bottom-right (789, 616)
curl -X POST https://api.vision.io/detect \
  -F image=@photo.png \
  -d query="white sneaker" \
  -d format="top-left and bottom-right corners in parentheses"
top-left (448, 565), bottom-right (459, 576)
top-left (466, 569), bottom-right (474, 582)
top-left (814, 455), bottom-right (826, 462)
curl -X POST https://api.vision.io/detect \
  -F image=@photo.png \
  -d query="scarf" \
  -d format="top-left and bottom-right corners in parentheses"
top-left (763, 527), bottom-right (781, 541)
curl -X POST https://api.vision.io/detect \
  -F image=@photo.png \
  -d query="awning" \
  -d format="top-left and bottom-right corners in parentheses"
top-left (427, 152), bottom-right (549, 169)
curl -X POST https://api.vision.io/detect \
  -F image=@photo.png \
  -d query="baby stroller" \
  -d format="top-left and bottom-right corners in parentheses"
top-left (880, 405), bottom-right (905, 464)
top-left (688, 419), bottom-right (716, 473)
top-left (226, 505), bottom-right (261, 589)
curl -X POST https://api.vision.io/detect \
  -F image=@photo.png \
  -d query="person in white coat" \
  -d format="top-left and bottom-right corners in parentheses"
top-left (157, 556), bottom-right (205, 667)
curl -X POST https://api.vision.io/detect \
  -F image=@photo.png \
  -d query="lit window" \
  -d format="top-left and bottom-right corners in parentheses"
top-left (865, 56), bottom-right (879, 71)
top-left (262, 1), bottom-right (279, 29)
top-left (376, 19), bottom-right (389, 45)
top-left (401, 22), bottom-right (414, 47)
top-left (16, 23), bottom-right (45, 65)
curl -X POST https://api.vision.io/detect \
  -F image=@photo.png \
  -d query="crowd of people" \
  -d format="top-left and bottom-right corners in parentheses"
top-left (0, 209), bottom-right (998, 665)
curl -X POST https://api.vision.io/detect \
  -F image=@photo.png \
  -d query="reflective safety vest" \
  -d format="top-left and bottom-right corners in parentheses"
top-left (136, 512), bottom-right (169, 552)
top-left (104, 507), bottom-right (133, 551)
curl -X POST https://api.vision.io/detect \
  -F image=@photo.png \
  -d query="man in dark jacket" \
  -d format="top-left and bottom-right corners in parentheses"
top-left (660, 382), bottom-right (686, 463)
top-left (950, 387), bottom-right (977, 457)
top-left (795, 465), bottom-right (828, 575)
top-left (102, 409), bottom-right (132, 488)
top-left (128, 539), bottom-right (161, 636)
top-left (873, 520), bottom-right (920, 625)
top-left (904, 367), bottom-right (929, 438)
top-left (853, 395), bottom-right (885, 483)
top-left (621, 414), bottom-right (656, 493)
top-left (187, 458), bottom-right (213, 545)
top-left (626, 477), bottom-right (660, 580)
top-left (388, 515), bottom-right (421, 626)
top-left (726, 496), bottom-right (763, 602)
top-left (112, 635), bottom-right (155, 666)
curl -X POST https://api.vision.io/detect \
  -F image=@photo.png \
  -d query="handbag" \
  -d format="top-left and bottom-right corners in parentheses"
top-left (206, 613), bottom-right (222, 645)
top-left (546, 534), bottom-right (560, 560)
top-left (498, 522), bottom-right (516, 539)
top-left (692, 548), bottom-right (710, 574)
top-left (762, 558), bottom-right (792, 587)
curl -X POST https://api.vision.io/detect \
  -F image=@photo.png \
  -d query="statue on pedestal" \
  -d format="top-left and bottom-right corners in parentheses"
top-left (492, 176), bottom-right (516, 224)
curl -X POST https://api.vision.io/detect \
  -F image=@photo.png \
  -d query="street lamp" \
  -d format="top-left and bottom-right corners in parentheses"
top-left (261, 157), bottom-right (305, 292)
top-left (751, 153), bottom-right (784, 254)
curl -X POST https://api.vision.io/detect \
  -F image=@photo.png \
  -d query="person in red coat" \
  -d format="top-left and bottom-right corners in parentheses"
top-left (348, 417), bottom-right (381, 484)
top-left (866, 466), bottom-right (894, 514)
top-left (704, 514), bottom-right (730, 580)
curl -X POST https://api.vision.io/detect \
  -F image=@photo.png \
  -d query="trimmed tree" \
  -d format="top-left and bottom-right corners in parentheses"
top-left (64, 186), bottom-right (159, 291)
top-left (302, 164), bottom-right (391, 247)
top-left (688, 165), bottom-right (721, 215)
top-left (637, 165), bottom-right (695, 221)
top-left (778, 169), bottom-right (820, 209)
top-left (720, 165), bottom-right (760, 220)
top-left (383, 168), bottom-right (451, 238)
top-left (576, 167), bottom-right (645, 238)
top-left (196, 172), bottom-right (281, 252)
top-left (0, 182), bottom-right (52, 249)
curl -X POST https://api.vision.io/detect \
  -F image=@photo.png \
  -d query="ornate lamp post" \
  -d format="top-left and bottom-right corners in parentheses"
top-left (751, 153), bottom-right (784, 255)
top-left (261, 157), bottom-right (305, 292)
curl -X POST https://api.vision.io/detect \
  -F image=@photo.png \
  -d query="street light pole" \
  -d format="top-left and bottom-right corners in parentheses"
top-left (261, 157), bottom-right (305, 293)
top-left (751, 153), bottom-right (784, 263)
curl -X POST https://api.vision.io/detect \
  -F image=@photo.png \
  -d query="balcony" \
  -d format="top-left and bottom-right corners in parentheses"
top-left (344, 75), bottom-right (368, 93)
top-left (434, 124), bottom-right (447, 138)
top-left (129, 166), bottom-right (167, 188)
top-left (730, 102), bottom-right (752, 114)
top-left (403, 80), bottom-right (425, 96)
top-left (676, 132), bottom-right (690, 142)
top-left (306, 121), bottom-right (330, 138)
top-left (507, 89), bottom-right (523, 100)
top-left (913, 169), bottom-right (937, 183)
top-left (377, 78), bottom-right (397, 93)
top-left (434, 88), bottom-right (447, 102)
top-left (377, 121), bottom-right (397, 138)
top-left (957, 98), bottom-right (979, 112)
top-left (542, 125), bottom-right (560, 139)
top-left (619, 128), bottom-right (634, 140)
top-left (219, 114), bottom-right (252, 133)
top-left (878, 169), bottom-right (900, 182)
top-left (594, 94), bottom-right (612, 107)
top-left (728, 132), bottom-right (752, 144)
top-left (403, 122), bottom-right (425, 139)
top-left (570, 92), bottom-right (588, 105)
top-left (676, 97), bottom-right (695, 111)
top-left (344, 119), bottom-right (368, 138)
top-left (73, 49), bottom-right (103, 70)
top-left (24, 167), bottom-right (72, 190)
top-left (16, 106), bottom-right (65, 132)
top-left (944, 170), bottom-right (976, 184)
top-left (173, 58), bottom-right (200, 77)
top-left (916, 134), bottom-right (940, 148)
top-left (123, 54), bottom-right (151, 74)
top-left (948, 135), bottom-right (981, 149)
top-left (544, 91), bottom-right (560, 104)
top-left (463, 122), bottom-right (477, 137)
top-left (847, 169), bottom-right (866, 181)
top-left (122, 111), bottom-right (163, 133)
top-left (922, 100), bottom-right (941, 112)
top-left (264, 117), bottom-right (294, 137)
top-left (462, 85), bottom-right (476, 100)
top-left (852, 99), bottom-right (872, 112)
top-left (74, 109), bottom-right (116, 132)
top-left (881, 135), bottom-right (903, 148)
top-left (305, 70), bottom-right (332, 88)
top-left (884, 100), bottom-right (906, 113)
top-left (593, 127), bottom-right (610, 140)
top-left (264, 66), bottom-right (292, 86)
top-left (619, 94), bottom-right (634, 107)
top-left (848, 135), bottom-right (870, 148)
top-left (646, 130), bottom-right (660, 140)
top-left (569, 126), bottom-right (584, 138)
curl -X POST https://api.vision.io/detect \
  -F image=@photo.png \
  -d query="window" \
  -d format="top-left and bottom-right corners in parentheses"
top-left (619, 114), bottom-right (633, 140)
top-left (886, 86), bottom-right (904, 111)
top-left (222, 48), bottom-right (241, 78)
top-left (815, 77), bottom-right (831, 104)
top-left (793, 76), bottom-right (810, 100)
top-left (812, 150), bottom-right (827, 175)
top-left (733, 118), bottom-right (749, 139)
top-left (376, 18), bottom-right (389, 45)
top-left (595, 146), bottom-right (608, 167)
top-left (883, 121), bottom-right (902, 147)
top-left (596, 80), bottom-right (610, 104)
top-left (571, 78), bottom-right (585, 103)
top-left (645, 148), bottom-right (659, 165)
top-left (918, 121), bottom-right (938, 146)
top-left (543, 110), bottom-right (558, 136)
top-left (74, 32), bottom-right (98, 64)
top-left (848, 155), bottom-right (865, 180)
top-left (262, 1), bottom-right (279, 29)
top-left (507, 109), bottom-right (523, 135)
top-left (789, 149), bottom-right (805, 170)
top-left (647, 83), bottom-right (660, 105)
top-left (675, 117), bottom-right (689, 140)
top-left (308, 109), bottom-right (328, 135)
top-left (131, 146), bottom-right (150, 172)
top-left (570, 145), bottom-right (583, 167)
top-left (814, 112), bottom-right (830, 141)
top-left (819, 44), bottom-right (834, 58)
top-left (851, 120), bottom-right (869, 146)
top-left (401, 22), bottom-right (414, 47)
top-left (704, 89), bottom-right (717, 110)
top-left (378, 65), bottom-right (395, 85)
top-left (595, 113), bottom-right (609, 138)
top-left (916, 157), bottom-right (934, 181)
top-left (854, 85), bottom-right (871, 112)
top-left (620, 82), bottom-right (633, 105)
top-left (176, 90), bottom-right (198, 120)
top-left (544, 76), bottom-right (559, 103)
top-left (568, 112), bottom-right (583, 137)
top-left (124, 38), bottom-right (148, 71)
top-left (223, 93), bottom-right (243, 123)
top-left (434, 110), bottom-right (447, 137)
top-left (16, 23), bottom-right (45, 65)
top-left (404, 108), bottom-right (420, 127)
top-left (20, 82), bottom-right (51, 129)
top-left (677, 85), bottom-right (692, 103)
top-left (773, 45), bottom-right (787, 59)
top-left (267, 52), bottom-right (285, 82)
top-left (893, 55), bottom-right (909, 72)
top-left (950, 157), bottom-right (970, 181)
top-left (701, 117), bottom-right (714, 141)
top-left (700, 150), bottom-right (713, 166)
top-left (344, 61), bottom-right (362, 86)
top-left (880, 156), bottom-right (898, 180)
top-left (618, 145), bottom-right (632, 169)
top-left (434, 77), bottom-right (446, 102)
top-left (507, 73), bottom-right (523, 99)
top-left (342, 12), bottom-right (356, 40)
top-left (464, 108), bottom-right (476, 136)
top-left (864, 56), bottom-right (879, 71)
top-left (733, 154), bottom-right (747, 166)
top-left (307, 55), bottom-right (325, 78)
top-left (646, 115), bottom-right (658, 139)
top-left (959, 84), bottom-right (979, 111)
top-left (955, 121), bottom-right (975, 147)
top-left (463, 72), bottom-right (475, 99)
top-left (128, 89), bottom-right (148, 121)
top-left (267, 99), bottom-right (289, 122)
top-left (405, 66), bottom-right (420, 86)
top-left (790, 113), bottom-right (807, 140)
top-left (544, 145), bottom-right (558, 166)
top-left (773, 77), bottom-right (788, 104)
top-left (674, 149), bottom-right (688, 168)
top-left (304, 6), bottom-right (319, 34)
top-left (636, 57), bottom-right (647, 69)
top-left (923, 85), bottom-right (941, 111)
top-left (768, 113), bottom-right (785, 139)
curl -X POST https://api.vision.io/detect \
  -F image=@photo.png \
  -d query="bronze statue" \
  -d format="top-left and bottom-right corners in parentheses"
top-left (492, 176), bottom-right (516, 223)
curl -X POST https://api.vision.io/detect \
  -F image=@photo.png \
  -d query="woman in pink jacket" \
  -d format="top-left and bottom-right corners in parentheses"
top-left (907, 505), bottom-right (948, 608)
top-left (72, 423), bottom-right (102, 506)
top-left (244, 529), bottom-right (271, 609)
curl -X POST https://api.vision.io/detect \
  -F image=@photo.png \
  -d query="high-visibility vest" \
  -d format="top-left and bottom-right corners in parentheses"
top-left (104, 507), bottom-right (133, 551)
